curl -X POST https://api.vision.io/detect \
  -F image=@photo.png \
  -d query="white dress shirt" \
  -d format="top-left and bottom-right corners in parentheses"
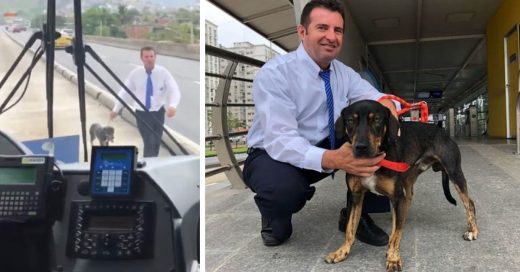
top-left (112, 65), bottom-right (181, 113)
top-left (247, 43), bottom-right (389, 172)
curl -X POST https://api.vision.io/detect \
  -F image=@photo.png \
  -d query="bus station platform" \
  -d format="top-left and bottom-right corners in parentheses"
top-left (206, 138), bottom-right (520, 271)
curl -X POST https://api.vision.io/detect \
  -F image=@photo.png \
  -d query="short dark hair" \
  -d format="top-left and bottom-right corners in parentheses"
top-left (300, 0), bottom-right (345, 30)
top-left (140, 46), bottom-right (156, 57)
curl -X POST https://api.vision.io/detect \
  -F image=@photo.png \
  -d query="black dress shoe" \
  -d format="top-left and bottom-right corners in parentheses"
top-left (338, 208), bottom-right (388, 246)
top-left (261, 216), bottom-right (284, 246)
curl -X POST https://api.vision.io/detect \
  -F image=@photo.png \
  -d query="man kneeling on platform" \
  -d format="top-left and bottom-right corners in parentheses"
top-left (243, 0), bottom-right (397, 247)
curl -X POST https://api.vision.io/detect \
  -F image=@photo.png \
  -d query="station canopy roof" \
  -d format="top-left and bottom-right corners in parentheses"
top-left (208, 0), bottom-right (503, 112)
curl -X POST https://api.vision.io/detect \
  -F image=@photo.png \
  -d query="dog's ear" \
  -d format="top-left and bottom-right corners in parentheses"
top-left (335, 109), bottom-right (351, 143)
top-left (387, 114), bottom-right (400, 144)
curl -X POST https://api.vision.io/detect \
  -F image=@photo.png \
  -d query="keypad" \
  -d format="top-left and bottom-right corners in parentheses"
top-left (93, 169), bottom-right (129, 194)
top-left (0, 191), bottom-right (39, 216)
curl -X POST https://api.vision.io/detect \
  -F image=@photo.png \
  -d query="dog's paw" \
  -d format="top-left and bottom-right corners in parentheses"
top-left (324, 249), bottom-right (349, 264)
top-left (463, 230), bottom-right (478, 241)
top-left (386, 258), bottom-right (402, 272)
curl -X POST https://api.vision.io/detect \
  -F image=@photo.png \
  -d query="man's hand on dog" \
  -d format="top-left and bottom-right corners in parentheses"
top-left (322, 143), bottom-right (384, 176)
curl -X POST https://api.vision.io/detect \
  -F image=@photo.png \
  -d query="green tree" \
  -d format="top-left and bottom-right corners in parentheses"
top-left (206, 107), bottom-right (213, 122)
top-left (109, 25), bottom-right (127, 38)
top-left (31, 15), bottom-right (45, 28)
top-left (117, 4), bottom-right (138, 25)
top-left (175, 8), bottom-right (199, 25)
top-left (31, 14), bottom-right (67, 28)
top-left (140, 7), bottom-right (154, 24)
top-left (82, 7), bottom-right (118, 36)
top-left (148, 22), bottom-right (197, 44)
top-left (227, 113), bottom-right (242, 132)
top-left (56, 15), bottom-right (67, 28)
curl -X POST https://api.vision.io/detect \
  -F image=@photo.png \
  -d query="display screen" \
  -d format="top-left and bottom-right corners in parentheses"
top-left (0, 167), bottom-right (36, 185)
top-left (101, 153), bottom-right (128, 161)
top-left (86, 215), bottom-right (135, 231)
top-left (430, 90), bottom-right (443, 98)
top-left (90, 146), bottom-right (136, 197)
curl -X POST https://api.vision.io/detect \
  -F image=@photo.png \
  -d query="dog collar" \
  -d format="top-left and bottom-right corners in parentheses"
top-left (378, 159), bottom-right (410, 172)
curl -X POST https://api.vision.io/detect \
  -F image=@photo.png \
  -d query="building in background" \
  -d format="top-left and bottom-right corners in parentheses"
top-left (219, 42), bottom-right (278, 133)
top-left (205, 19), bottom-right (280, 137)
top-left (205, 20), bottom-right (219, 136)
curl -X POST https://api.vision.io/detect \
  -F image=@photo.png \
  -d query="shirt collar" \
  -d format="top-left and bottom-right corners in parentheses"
top-left (145, 66), bottom-right (155, 74)
top-left (296, 43), bottom-right (336, 77)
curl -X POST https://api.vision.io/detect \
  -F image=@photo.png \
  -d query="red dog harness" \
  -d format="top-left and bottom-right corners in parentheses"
top-left (375, 95), bottom-right (429, 173)
top-left (379, 95), bottom-right (429, 123)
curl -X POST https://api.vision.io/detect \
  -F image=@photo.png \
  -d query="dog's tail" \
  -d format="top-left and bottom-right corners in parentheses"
top-left (433, 162), bottom-right (457, 206)
top-left (441, 171), bottom-right (457, 206)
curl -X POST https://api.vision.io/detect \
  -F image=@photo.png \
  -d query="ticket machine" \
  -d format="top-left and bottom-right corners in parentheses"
top-left (0, 142), bottom-right (200, 272)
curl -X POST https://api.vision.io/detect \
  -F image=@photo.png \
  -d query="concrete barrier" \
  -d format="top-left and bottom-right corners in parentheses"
top-left (84, 35), bottom-right (199, 60)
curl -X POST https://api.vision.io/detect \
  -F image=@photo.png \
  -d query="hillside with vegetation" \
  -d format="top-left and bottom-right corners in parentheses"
top-left (1, 0), bottom-right (199, 45)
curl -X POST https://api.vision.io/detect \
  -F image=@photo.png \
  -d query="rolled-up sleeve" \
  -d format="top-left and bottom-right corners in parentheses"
top-left (343, 67), bottom-right (382, 102)
top-left (343, 67), bottom-right (401, 109)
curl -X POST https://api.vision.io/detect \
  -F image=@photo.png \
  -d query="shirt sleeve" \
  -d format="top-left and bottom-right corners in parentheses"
top-left (112, 75), bottom-right (134, 113)
top-left (343, 67), bottom-right (401, 110)
top-left (254, 67), bottom-right (328, 172)
top-left (343, 67), bottom-right (385, 102)
top-left (164, 70), bottom-right (181, 108)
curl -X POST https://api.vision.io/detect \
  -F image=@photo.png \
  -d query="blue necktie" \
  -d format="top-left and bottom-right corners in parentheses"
top-left (319, 70), bottom-right (335, 150)
top-left (145, 72), bottom-right (153, 110)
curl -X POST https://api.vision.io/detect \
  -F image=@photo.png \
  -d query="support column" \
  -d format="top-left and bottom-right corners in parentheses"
top-left (447, 108), bottom-right (455, 137)
top-left (469, 105), bottom-right (478, 136)
top-left (292, 0), bottom-right (310, 25)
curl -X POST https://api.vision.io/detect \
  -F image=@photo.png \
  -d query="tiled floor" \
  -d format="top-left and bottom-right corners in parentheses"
top-left (205, 139), bottom-right (520, 271)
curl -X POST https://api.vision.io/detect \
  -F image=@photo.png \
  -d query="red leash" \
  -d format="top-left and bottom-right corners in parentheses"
top-left (375, 95), bottom-right (429, 172)
top-left (378, 95), bottom-right (429, 123)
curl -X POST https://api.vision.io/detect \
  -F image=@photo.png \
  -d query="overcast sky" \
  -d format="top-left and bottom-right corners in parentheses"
top-left (204, 0), bottom-right (286, 54)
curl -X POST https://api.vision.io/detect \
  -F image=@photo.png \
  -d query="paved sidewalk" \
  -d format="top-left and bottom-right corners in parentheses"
top-left (206, 139), bottom-right (520, 271)
top-left (0, 29), bottom-right (171, 160)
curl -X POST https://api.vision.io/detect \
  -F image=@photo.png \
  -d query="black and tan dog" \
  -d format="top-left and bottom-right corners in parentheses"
top-left (89, 123), bottom-right (115, 146)
top-left (325, 100), bottom-right (478, 271)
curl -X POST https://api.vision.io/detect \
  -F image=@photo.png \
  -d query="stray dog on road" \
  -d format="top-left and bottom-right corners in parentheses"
top-left (325, 100), bottom-right (478, 271)
top-left (89, 123), bottom-right (115, 146)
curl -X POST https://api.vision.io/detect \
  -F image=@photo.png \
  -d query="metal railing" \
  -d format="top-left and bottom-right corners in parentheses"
top-left (205, 45), bottom-right (265, 188)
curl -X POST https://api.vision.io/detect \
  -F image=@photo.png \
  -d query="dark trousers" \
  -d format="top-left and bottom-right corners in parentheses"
top-left (135, 107), bottom-right (165, 157)
top-left (243, 139), bottom-right (389, 241)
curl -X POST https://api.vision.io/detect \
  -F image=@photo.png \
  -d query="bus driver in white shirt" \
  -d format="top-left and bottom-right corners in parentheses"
top-left (110, 46), bottom-right (181, 157)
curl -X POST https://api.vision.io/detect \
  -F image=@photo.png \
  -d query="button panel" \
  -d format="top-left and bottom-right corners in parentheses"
top-left (0, 190), bottom-right (40, 217)
top-left (66, 201), bottom-right (154, 260)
